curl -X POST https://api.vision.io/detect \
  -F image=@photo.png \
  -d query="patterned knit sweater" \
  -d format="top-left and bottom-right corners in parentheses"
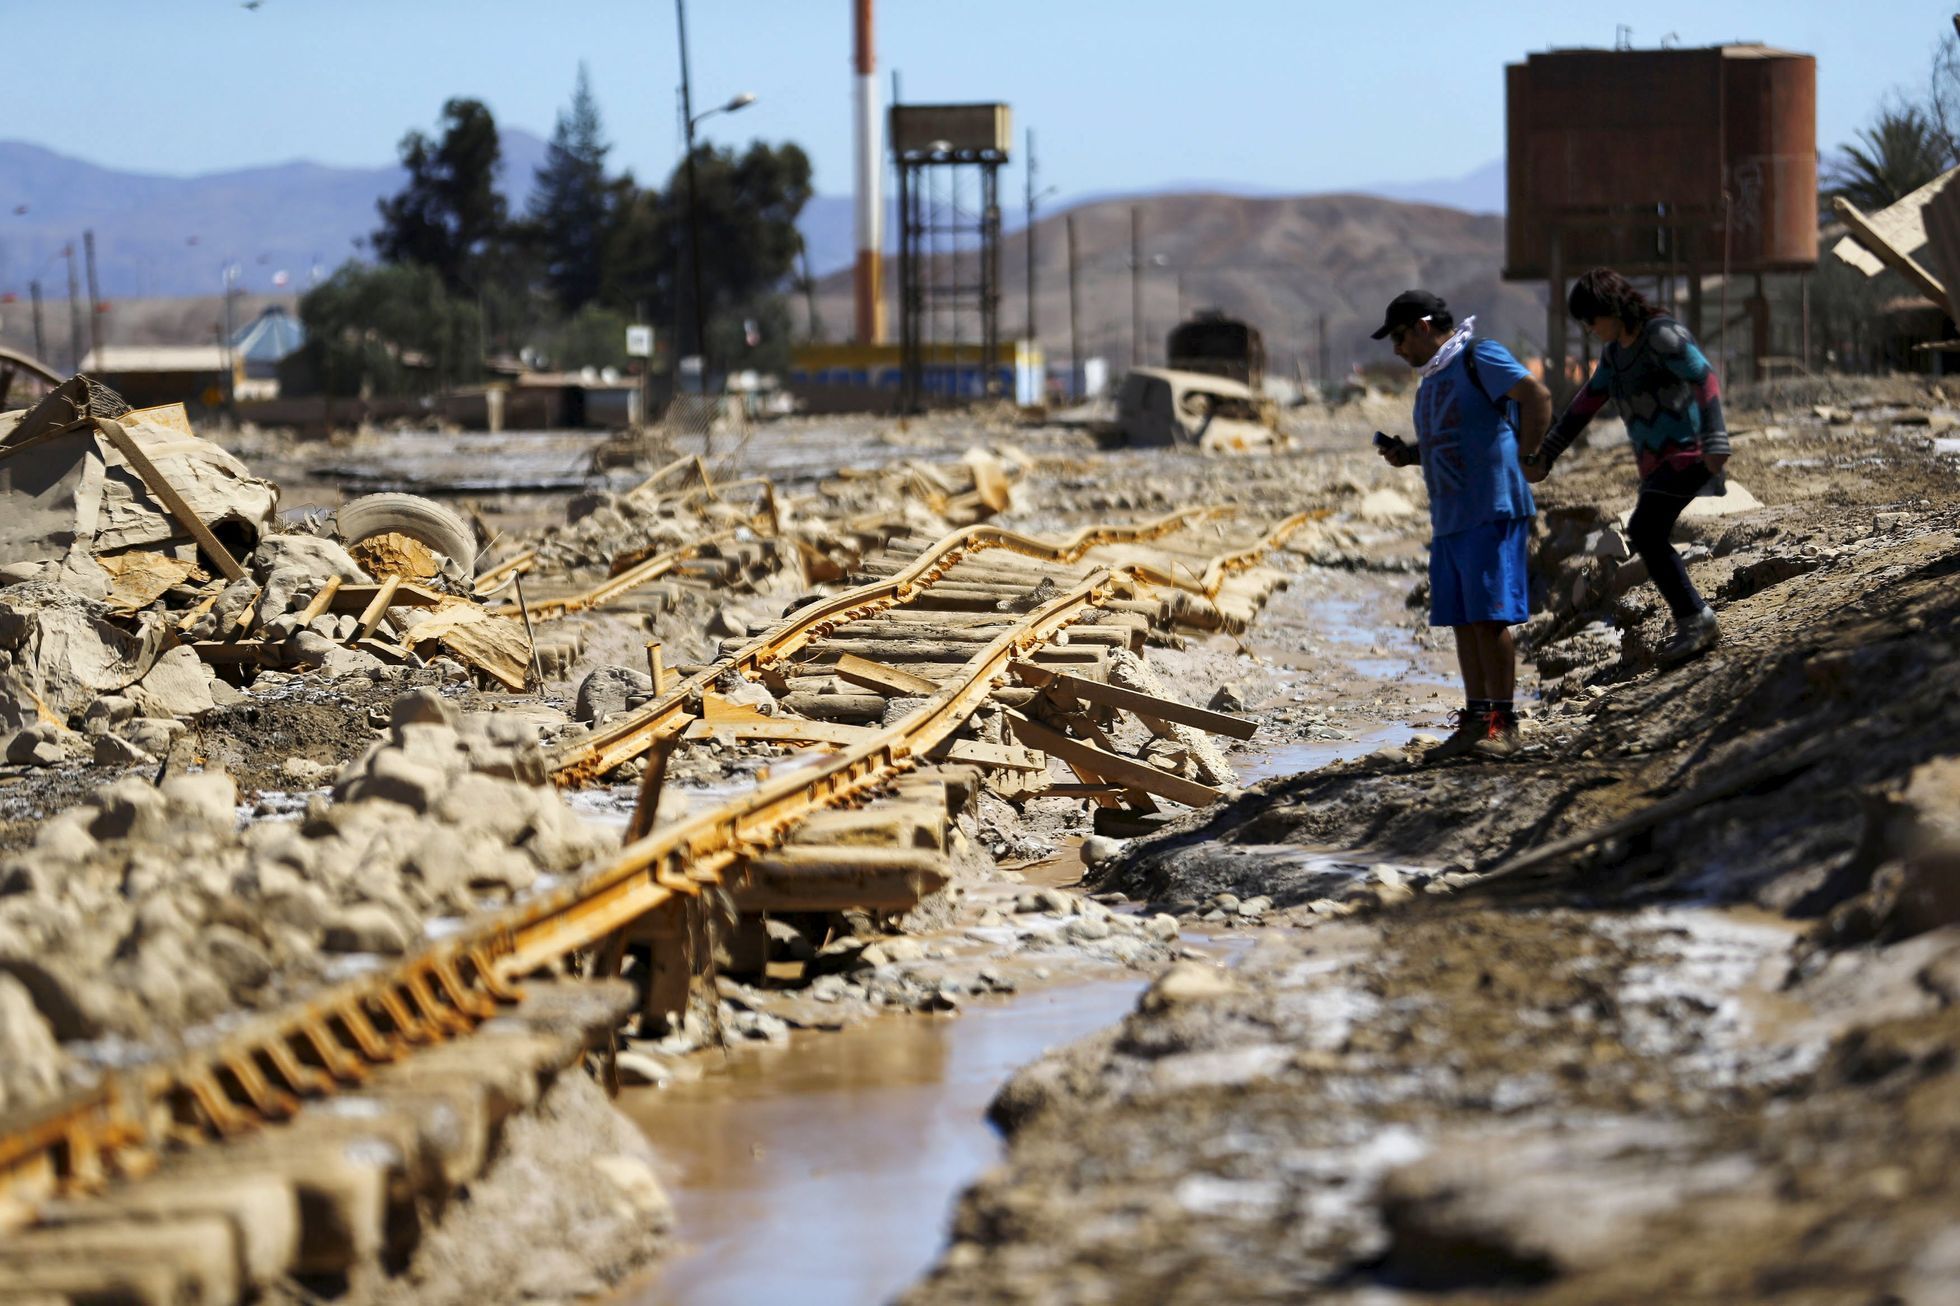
top-left (1541, 315), bottom-right (1728, 475)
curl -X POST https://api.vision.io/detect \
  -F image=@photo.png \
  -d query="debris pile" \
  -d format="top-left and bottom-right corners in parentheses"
top-left (0, 378), bottom-right (544, 767)
top-left (0, 687), bottom-right (615, 1111)
top-left (474, 447), bottom-right (1030, 628)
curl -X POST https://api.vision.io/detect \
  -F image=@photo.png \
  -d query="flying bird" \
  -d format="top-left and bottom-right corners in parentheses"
top-left (242, 1), bottom-right (262, 10)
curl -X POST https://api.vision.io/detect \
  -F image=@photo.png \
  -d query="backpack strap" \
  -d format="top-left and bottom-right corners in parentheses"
top-left (1461, 345), bottom-right (1506, 414)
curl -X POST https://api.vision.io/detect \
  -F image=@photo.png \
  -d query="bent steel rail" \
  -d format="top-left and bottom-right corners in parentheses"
top-left (0, 510), bottom-right (1309, 1222)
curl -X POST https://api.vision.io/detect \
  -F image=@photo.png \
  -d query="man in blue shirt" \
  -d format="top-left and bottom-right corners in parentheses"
top-left (1372, 290), bottom-right (1552, 760)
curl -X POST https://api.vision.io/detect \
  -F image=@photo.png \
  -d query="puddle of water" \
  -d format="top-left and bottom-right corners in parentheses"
top-left (619, 978), bottom-right (1143, 1306)
top-left (1236, 722), bottom-right (1422, 783)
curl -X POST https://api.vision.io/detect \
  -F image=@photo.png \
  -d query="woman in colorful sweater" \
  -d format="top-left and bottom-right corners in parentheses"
top-left (1526, 267), bottom-right (1730, 664)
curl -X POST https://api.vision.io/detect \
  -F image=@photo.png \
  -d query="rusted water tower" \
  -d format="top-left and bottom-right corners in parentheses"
top-left (1504, 44), bottom-right (1816, 391)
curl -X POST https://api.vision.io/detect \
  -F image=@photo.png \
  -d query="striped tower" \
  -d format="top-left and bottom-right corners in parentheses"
top-left (852, 0), bottom-right (885, 343)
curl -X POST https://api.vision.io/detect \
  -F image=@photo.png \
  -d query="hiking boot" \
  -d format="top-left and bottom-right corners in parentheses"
top-left (1422, 709), bottom-right (1484, 763)
top-left (1471, 710), bottom-right (1522, 759)
top-left (1658, 605), bottom-right (1720, 665)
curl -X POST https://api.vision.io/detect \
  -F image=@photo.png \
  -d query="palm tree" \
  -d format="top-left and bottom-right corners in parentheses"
top-left (1825, 106), bottom-right (1954, 214)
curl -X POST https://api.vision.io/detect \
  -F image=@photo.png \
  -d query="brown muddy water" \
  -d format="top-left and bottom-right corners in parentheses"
top-left (617, 979), bottom-right (1145, 1305)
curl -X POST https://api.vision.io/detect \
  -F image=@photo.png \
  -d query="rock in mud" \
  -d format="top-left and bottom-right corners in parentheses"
top-left (127, 645), bottom-right (217, 719)
top-left (322, 903), bottom-right (411, 955)
top-left (1208, 683), bottom-right (1248, 712)
top-left (574, 665), bottom-right (654, 725)
top-left (0, 973), bottom-right (65, 1112)
top-left (1142, 958), bottom-right (1243, 1010)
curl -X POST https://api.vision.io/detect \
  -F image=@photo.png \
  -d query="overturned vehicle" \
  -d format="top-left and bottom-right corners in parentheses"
top-left (1106, 367), bottom-right (1283, 453)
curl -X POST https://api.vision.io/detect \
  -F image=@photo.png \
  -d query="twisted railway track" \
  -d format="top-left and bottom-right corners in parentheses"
top-left (0, 507), bottom-right (1310, 1301)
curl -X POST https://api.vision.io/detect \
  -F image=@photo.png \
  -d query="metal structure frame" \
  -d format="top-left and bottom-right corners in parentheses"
top-left (894, 122), bottom-right (1008, 412)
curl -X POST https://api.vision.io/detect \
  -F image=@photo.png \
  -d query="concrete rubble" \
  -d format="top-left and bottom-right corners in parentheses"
top-left (0, 376), bottom-right (567, 770)
top-left (0, 686), bottom-right (613, 1106)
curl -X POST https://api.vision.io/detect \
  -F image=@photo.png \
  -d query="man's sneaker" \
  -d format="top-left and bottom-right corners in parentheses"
top-left (1422, 709), bottom-right (1484, 763)
top-left (1471, 710), bottom-right (1522, 759)
top-left (1658, 605), bottom-right (1720, 665)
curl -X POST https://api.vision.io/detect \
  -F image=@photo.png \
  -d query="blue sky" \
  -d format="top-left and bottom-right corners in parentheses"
top-left (5, 1), bottom-right (1955, 198)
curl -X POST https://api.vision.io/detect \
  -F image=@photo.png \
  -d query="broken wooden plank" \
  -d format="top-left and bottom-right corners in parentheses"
top-left (1011, 661), bottom-right (1257, 740)
top-left (926, 739), bottom-right (1048, 771)
top-left (1833, 196), bottom-right (1950, 311)
top-left (1028, 782), bottom-right (1128, 798)
top-left (684, 718), bottom-right (873, 747)
top-left (325, 580), bottom-right (447, 613)
top-left (190, 640), bottom-right (273, 665)
top-left (294, 576), bottom-right (343, 626)
top-left (1006, 712), bottom-right (1226, 808)
top-left (700, 692), bottom-right (777, 724)
top-left (94, 417), bottom-right (248, 582)
top-left (353, 574), bottom-right (403, 642)
top-left (833, 652), bottom-right (943, 698)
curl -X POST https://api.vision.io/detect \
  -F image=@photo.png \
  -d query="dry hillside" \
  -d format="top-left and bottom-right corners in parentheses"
top-left (796, 191), bottom-right (1549, 381)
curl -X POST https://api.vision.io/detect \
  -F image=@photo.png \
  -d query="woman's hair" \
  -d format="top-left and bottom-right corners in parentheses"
top-left (1567, 268), bottom-right (1659, 330)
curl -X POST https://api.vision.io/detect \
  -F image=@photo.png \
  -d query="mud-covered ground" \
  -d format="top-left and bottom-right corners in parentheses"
top-left (903, 386), bottom-right (1960, 1303)
top-left (8, 385), bottom-right (1958, 1302)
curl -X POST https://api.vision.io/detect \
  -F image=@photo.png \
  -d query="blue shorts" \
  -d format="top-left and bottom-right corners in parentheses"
top-left (1429, 517), bottom-right (1530, 627)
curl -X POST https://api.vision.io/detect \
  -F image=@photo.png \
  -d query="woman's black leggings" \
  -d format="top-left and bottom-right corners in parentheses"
top-left (1626, 460), bottom-right (1714, 619)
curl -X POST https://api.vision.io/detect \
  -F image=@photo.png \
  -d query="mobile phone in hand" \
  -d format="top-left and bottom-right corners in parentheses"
top-left (1372, 431), bottom-right (1401, 453)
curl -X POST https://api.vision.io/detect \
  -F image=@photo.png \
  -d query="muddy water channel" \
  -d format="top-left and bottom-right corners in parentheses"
top-left (605, 560), bottom-right (1458, 1303)
top-left (618, 979), bottom-right (1144, 1304)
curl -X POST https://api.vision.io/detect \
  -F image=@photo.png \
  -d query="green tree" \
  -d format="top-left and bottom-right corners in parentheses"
top-left (534, 303), bottom-right (632, 373)
top-left (1825, 105), bottom-right (1951, 213)
top-left (373, 98), bottom-right (508, 293)
top-left (604, 141), bottom-right (813, 372)
top-left (296, 263), bottom-right (479, 398)
top-left (529, 64), bottom-right (615, 312)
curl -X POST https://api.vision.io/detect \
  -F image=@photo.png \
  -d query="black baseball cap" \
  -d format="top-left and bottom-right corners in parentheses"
top-left (1370, 290), bottom-right (1448, 340)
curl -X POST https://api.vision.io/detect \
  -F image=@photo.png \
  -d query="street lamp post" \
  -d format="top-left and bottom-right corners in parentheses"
top-left (682, 90), bottom-right (755, 399)
top-left (675, 0), bottom-right (754, 424)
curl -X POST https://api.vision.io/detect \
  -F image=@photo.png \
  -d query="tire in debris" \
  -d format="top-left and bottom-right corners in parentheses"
top-left (335, 493), bottom-right (479, 576)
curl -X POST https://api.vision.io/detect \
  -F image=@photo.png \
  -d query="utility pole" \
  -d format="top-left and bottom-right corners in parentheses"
top-left (83, 229), bottom-right (103, 361)
top-left (64, 243), bottom-right (84, 374)
top-left (1129, 205), bottom-right (1142, 368)
top-left (1066, 213), bottom-right (1082, 400)
top-left (676, 0), bottom-right (706, 419)
top-left (1024, 127), bottom-right (1036, 342)
top-left (798, 232), bottom-right (823, 342)
top-left (222, 263), bottom-right (239, 418)
top-left (29, 280), bottom-right (46, 365)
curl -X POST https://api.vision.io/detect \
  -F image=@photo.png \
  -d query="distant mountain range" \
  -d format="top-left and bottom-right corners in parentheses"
top-left (0, 134), bottom-right (553, 303)
top-left (1, 138), bottom-right (1505, 304)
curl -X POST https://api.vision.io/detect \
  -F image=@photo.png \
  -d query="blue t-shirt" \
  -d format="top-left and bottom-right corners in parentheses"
top-left (1414, 338), bottom-right (1536, 537)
